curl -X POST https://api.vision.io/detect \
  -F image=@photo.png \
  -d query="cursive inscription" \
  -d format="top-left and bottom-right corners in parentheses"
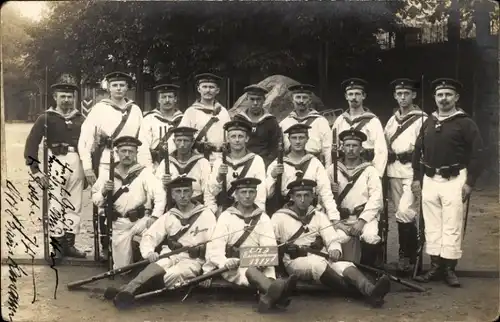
top-left (4, 180), bottom-right (39, 322)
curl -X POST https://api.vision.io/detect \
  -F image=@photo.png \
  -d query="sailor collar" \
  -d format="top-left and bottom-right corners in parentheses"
top-left (289, 109), bottom-right (321, 122)
top-left (341, 108), bottom-right (376, 122)
top-left (169, 203), bottom-right (205, 221)
top-left (147, 109), bottom-right (183, 122)
top-left (283, 153), bottom-right (313, 165)
top-left (114, 163), bottom-right (145, 181)
top-left (100, 98), bottom-right (136, 113)
top-left (192, 101), bottom-right (224, 115)
top-left (170, 152), bottom-right (204, 167)
top-left (432, 109), bottom-right (467, 122)
top-left (226, 151), bottom-right (255, 166)
top-left (237, 110), bottom-right (275, 124)
top-left (46, 108), bottom-right (81, 121)
top-left (394, 106), bottom-right (426, 123)
top-left (276, 206), bottom-right (316, 226)
top-left (226, 204), bottom-right (263, 221)
top-left (337, 161), bottom-right (371, 176)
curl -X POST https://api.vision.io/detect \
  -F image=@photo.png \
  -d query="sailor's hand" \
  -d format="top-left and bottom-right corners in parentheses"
top-left (350, 219), bottom-right (366, 237)
top-left (33, 171), bottom-right (50, 189)
top-left (328, 249), bottom-right (342, 262)
top-left (162, 174), bottom-right (172, 187)
top-left (462, 183), bottom-right (472, 203)
top-left (199, 279), bottom-right (212, 288)
top-left (331, 182), bottom-right (339, 194)
top-left (411, 180), bottom-right (421, 195)
top-left (271, 164), bottom-right (284, 179)
top-left (84, 169), bottom-right (97, 186)
top-left (223, 258), bottom-right (240, 270)
top-left (217, 164), bottom-right (228, 182)
top-left (333, 221), bottom-right (351, 235)
top-left (102, 180), bottom-right (114, 195)
top-left (147, 252), bottom-right (160, 263)
top-left (145, 216), bottom-right (157, 229)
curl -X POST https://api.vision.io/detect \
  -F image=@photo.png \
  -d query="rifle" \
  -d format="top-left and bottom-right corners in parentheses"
top-left (135, 266), bottom-right (230, 301)
top-left (161, 126), bottom-right (173, 209)
top-left (216, 141), bottom-right (230, 213)
top-left (42, 66), bottom-right (50, 263)
top-left (106, 138), bottom-right (115, 275)
top-left (332, 128), bottom-right (339, 200)
top-left (274, 133), bottom-right (285, 206)
top-left (380, 173), bottom-right (389, 265)
top-left (67, 224), bottom-right (258, 289)
top-left (413, 74), bottom-right (426, 278)
top-left (92, 126), bottom-right (100, 262)
top-left (305, 248), bottom-right (426, 292)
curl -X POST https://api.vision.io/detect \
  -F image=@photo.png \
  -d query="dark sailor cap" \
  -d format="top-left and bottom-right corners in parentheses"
top-left (51, 74), bottom-right (78, 92)
top-left (288, 84), bottom-right (315, 94)
top-left (172, 126), bottom-right (197, 137)
top-left (104, 71), bottom-right (134, 84)
top-left (284, 123), bottom-right (311, 135)
top-left (223, 120), bottom-right (252, 133)
top-left (287, 178), bottom-right (317, 192)
top-left (339, 128), bottom-right (367, 143)
top-left (195, 73), bottom-right (222, 85)
top-left (244, 84), bottom-right (268, 96)
top-left (113, 136), bottom-right (142, 148)
top-left (231, 177), bottom-right (261, 190)
top-left (153, 83), bottom-right (180, 93)
top-left (391, 78), bottom-right (419, 91)
top-left (169, 175), bottom-right (196, 188)
top-left (341, 78), bottom-right (368, 92)
top-left (431, 78), bottom-right (462, 93)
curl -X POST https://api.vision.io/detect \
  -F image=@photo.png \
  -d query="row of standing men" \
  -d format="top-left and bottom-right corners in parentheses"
top-left (24, 71), bottom-right (483, 295)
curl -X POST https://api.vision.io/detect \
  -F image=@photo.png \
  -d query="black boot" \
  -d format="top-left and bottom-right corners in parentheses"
top-left (113, 263), bottom-right (166, 309)
top-left (245, 267), bottom-right (297, 313)
top-left (320, 266), bottom-right (351, 291)
top-left (397, 223), bottom-right (410, 272)
top-left (414, 255), bottom-right (442, 283)
top-left (360, 242), bottom-right (381, 267)
top-left (343, 266), bottom-right (391, 308)
top-left (406, 224), bottom-right (419, 270)
top-left (64, 233), bottom-right (87, 258)
top-left (442, 259), bottom-right (460, 287)
top-left (104, 286), bottom-right (123, 300)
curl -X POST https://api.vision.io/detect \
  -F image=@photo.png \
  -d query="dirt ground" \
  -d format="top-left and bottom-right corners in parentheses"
top-left (2, 123), bottom-right (499, 322)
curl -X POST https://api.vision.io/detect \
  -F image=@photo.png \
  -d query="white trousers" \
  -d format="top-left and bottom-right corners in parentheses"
top-left (155, 254), bottom-right (203, 289)
top-left (422, 169), bottom-right (467, 260)
top-left (340, 218), bottom-right (381, 245)
top-left (48, 151), bottom-right (85, 237)
top-left (112, 216), bottom-right (149, 269)
top-left (285, 254), bottom-right (355, 282)
top-left (222, 266), bottom-right (276, 286)
top-left (389, 177), bottom-right (418, 223)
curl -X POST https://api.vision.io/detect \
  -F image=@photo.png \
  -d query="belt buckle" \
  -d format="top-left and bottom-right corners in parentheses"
top-left (68, 146), bottom-right (76, 152)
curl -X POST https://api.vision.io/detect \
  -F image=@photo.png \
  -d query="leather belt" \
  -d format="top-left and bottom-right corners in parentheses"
top-left (423, 163), bottom-right (465, 179)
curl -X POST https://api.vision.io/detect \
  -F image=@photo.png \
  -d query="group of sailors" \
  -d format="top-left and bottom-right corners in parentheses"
top-left (25, 70), bottom-right (483, 311)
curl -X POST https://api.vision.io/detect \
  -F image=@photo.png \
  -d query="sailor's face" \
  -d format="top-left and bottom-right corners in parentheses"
top-left (158, 92), bottom-right (177, 110)
top-left (235, 188), bottom-right (256, 207)
top-left (174, 136), bottom-right (194, 153)
top-left (342, 140), bottom-right (362, 159)
top-left (292, 93), bottom-right (311, 112)
top-left (227, 130), bottom-right (249, 151)
top-left (290, 190), bottom-right (314, 211)
top-left (109, 81), bottom-right (128, 99)
top-left (289, 133), bottom-right (308, 152)
top-left (116, 146), bottom-right (138, 165)
top-left (53, 91), bottom-right (74, 109)
top-left (247, 93), bottom-right (264, 114)
top-left (435, 89), bottom-right (459, 112)
top-left (171, 187), bottom-right (193, 207)
top-left (345, 89), bottom-right (365, 108)
top-left (197, 82), bottom-right (220, 100)
top-left (394, 89), bottom-right (416, 108)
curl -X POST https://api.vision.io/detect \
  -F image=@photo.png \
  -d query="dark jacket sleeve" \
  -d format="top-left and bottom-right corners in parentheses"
top-left (24, 114), bottom-right (46, 173)
top-left (266, 117), bottom-right (281, 167)
top-left (463, 119), bottom-right (484, 187)
top-left (412, 120), bottom-right (426, 182)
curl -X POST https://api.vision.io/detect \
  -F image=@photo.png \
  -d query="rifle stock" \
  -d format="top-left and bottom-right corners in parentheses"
top-left (332, 128), bottom-right (339, 200)
top-left (106, 138), bottom-right (115, 275)
top-left (161, 126), bottom-right (173, 209)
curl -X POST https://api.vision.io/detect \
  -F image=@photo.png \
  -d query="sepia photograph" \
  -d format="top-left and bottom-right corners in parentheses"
top-left (1, 0), bottom-right (499, 321)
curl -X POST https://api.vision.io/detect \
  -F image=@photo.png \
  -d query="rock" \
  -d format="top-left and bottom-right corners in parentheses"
top-left (228, 75), bottom-right (329, 123)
